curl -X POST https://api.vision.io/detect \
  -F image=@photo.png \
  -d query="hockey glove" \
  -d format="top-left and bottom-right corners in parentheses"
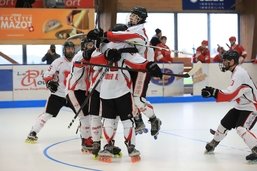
top-left (146, 61), bottom-right (163, 79)
top-left (82, 48), bottom-right (95, 61)
top-left (104, 48), bottom-right (121, 62)
top-left (87, 28), bottom-right (104, 40)
top-left (46, 80), bottom-right (59, 93)
top-left (201, 86), bottom-right (219, 98)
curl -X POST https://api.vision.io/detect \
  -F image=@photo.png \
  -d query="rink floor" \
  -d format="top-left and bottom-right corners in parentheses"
top-left (0, 102), bottom-right (256, 171)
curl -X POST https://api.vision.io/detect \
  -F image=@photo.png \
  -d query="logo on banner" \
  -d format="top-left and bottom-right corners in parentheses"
top-left (0, 13), bottom-right (33, 30)
top-left (16, 69), bottom-right (46, 90)
top-left (151, 68), bottom-right (175, 86)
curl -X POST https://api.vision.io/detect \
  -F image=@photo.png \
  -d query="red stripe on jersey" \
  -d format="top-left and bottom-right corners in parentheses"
top-left (89, 54), bottom-right (108, 65)
top-left (106, 31), bottom-right (145, 42)
top-left (216, 85), bottom-right (249, 102)
top-left (124, 59), bottom-right (148, 71)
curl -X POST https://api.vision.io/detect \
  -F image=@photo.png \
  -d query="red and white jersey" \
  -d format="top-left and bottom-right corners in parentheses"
top-left (216, 65), bottom-right (257, 111)
top-left (90, 42), bottom-right (147, 99)
top-left (43, 57), bottom-right (71, 98)
top-left (230, 44), bottom-right (247, 58)
top-left (66, 51), bottom-right (91, 95)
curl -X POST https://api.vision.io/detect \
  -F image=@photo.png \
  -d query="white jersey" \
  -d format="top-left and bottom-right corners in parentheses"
top-left (92, 42), bottom-right (146, 99)
top-left (217, 65), bottom-right (257, 111)
top-left (43, 56), bottom-right (72, 98)
top-left (66, 51), bottom-right (91, 95)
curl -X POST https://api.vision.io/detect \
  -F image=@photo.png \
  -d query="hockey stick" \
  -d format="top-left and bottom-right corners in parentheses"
top-left (125, 41), bottom-right (194, 56)
top-left (76, 61), bottom-right (202, 78)
top-left (67, 63), bottom-right (111, 128)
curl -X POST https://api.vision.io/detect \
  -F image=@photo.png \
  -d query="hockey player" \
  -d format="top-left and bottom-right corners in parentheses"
top-left (89, 39), bottom-right (163, 162)
top-left (25, 41), bottom-right (76, 143)
top-left (66, 38), bottom-right (95, 152)
top-left (87, 6), bottom-right (162, 139)
top-left (201, 50), bottom-right (257, 161)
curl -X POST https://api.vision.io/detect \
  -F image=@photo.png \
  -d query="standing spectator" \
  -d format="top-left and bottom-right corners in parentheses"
top-left (192, 40), bottom-right (210, 63)
top-left (150, 28), bottom-right (162, 46)
top-left (212, 46), bottom-right (225, 63)
top-left (229, 36), bottom-right (247, 64)
top-left (154, 36), bottom-right (173, 63)
top-left (42, 44), bottom-right (60, 64)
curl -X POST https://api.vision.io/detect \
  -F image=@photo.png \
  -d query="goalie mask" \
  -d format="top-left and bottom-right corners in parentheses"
top-left (128, 6), bottom-right (148, 27)
top-left (219, 50), bottom-right (239, 72)
top-left (63, 41), bottom-right (75, 60)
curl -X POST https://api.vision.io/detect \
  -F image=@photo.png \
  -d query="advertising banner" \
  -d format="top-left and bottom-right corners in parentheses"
top-left (12, 65), bottom-right (49, 100)
top-left (147, 63), bottom-right (184, 97)
top-left (182, 0), bottom-right (236, 10)
top-left (0, 8), bottom-right (95, 41)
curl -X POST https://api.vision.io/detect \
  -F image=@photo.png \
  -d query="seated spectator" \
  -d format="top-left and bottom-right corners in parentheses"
top-left (229, 36), bottom-right (247, 64)
top-left (192, 40), bottom-right (210, 63)
top-left (154, 36), bottom-right (173, 63)
top-left (212, 46), bottom-right (225, 63)
top-left (150, 28), bottom-right (162, 46)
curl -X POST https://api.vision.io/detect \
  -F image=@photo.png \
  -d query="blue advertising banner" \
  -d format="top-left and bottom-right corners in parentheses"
top-left (0, 69), bottom-right (13, 91)
top-left (182, 0), bottom-right (236, 10)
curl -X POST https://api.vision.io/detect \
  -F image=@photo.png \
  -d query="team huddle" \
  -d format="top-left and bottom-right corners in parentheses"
top-left (25, 6), bottom-right (257, 163)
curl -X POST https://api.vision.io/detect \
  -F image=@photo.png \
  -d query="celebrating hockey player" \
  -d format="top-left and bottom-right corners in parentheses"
top-left (201, 50), bottom-right (257, 162)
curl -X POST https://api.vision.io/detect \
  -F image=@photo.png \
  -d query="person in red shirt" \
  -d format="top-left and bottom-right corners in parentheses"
top-left (229, 36), bottom-right (247, 64)
top-left (154, 36), bottom-right (173, 63)
top-left (192, 40), bottom-right (210, 63)
top-left (212, 46), bottom-right (225, 63)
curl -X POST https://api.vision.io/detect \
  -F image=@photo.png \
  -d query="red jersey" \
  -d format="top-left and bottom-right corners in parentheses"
top-left (229, 44), bottom-right (247, 58)
top-left (192, 46), bottom-right (210, 63)
top-left (154, 43), bottom-right (173, 63)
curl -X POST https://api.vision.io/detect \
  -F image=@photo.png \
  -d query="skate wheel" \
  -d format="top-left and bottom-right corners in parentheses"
top-left (114, 152), bottom-right (122, 158)
top-left (98, 156), bottom-right (112, 163)
top-left (81, 149), bottom-right (92, 154)
top-left (25, 139), bottom-right (37, 144)
top-left (131, 155), bottom-right (141, 163)
top-left (210, 129), bottom-right (216, 135)
top-left (143, 128), bottom-right (148, 133)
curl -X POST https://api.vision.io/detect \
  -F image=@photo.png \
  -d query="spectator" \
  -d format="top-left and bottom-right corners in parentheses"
top-left (229, 36), bottom-right (247, 64)
top-left (192, 40), bottom-right (210, 63)
top-left (42, 44), bottom-right (60, 64)
top-left (212, 46), bottom-right (225, 63)
top-left (150, 28), bottom-right (162, 46)
top-left (154, 36), bottom-right (173, 63)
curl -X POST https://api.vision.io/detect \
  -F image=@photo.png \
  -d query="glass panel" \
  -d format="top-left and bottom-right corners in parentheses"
top-left (117, 13), bottom-right (175, 51)
top-left (27, 45), bottom-right (63, 64)
top-left (209, 13), bottom-right (238, 56)
top-left (177, 13), bottom-right (208, 58)
top-left (0, 45), bottom-right (23, 64)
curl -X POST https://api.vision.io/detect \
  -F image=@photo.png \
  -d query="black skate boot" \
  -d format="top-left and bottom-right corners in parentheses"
top-left (135, 114), bottom-right (148, 135)
top-left (111, 140), bottom-right (122, 157)
top-left (81, 137), bottom-right (93, 154)
top-left (92, 141), bottom-right (101, 159)
top-left (125, 142), bottom-right (141, 163)
top-left (25, 131), bottom-right (38, 144)
top-left (205, 139), bottom-right (219, 153)
top-left (246, 146), bottom-right (257, 162)
top-left (149, 116), bottom-right (162, 139)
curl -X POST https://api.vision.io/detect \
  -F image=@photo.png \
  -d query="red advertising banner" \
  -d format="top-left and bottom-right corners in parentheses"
top-left (0, 0), bottom-right (94, 8)
top-left (0, 0), bottom-right (44, 8)
top-left (0, 8), bottom-right (95, 41)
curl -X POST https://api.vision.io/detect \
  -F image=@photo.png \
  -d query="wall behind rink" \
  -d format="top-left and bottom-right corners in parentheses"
top-left (0, 63), bottom-right (257, 102)
top-left (193, 63), bottom-right (257, 95)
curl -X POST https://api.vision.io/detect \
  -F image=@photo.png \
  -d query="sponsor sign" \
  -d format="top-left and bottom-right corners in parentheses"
top-left (0, 8), bottom-right (94, 41)
top-left (182, 0), bottom-right (236, 10)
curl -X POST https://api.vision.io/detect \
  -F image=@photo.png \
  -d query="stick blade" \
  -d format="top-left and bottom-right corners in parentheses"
top-left (187, 61), bottom-right (202, 77)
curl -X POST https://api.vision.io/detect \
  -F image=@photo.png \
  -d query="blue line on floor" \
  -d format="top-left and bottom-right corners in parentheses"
top-left (43, 137), bottom-right (102, 171)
